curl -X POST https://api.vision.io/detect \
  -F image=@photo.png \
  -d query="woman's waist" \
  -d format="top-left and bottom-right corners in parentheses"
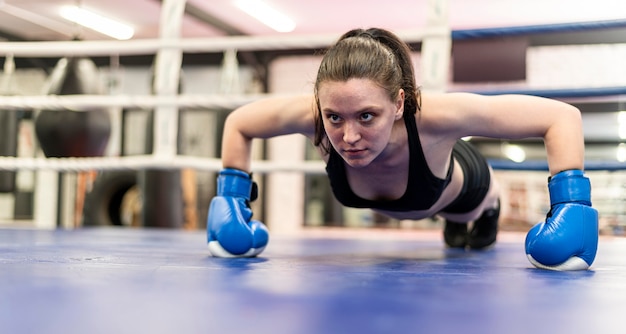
top-left (372, 164), bottom-right (464, 220)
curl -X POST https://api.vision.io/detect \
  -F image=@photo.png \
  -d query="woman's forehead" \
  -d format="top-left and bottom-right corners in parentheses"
top-left (318, 79), bottom-right (385, 98)
top-left (318, 79), bottom-right (394, 108)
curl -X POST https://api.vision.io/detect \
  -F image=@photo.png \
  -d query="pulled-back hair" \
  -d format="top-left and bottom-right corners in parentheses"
top-left (313, 28), bottom-right (421, 153)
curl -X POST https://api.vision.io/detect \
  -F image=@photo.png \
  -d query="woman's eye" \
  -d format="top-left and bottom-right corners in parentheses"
top-left (327, 114), bottom-right (341, 123)
top-left (360, 113), bottom-right (373, 122)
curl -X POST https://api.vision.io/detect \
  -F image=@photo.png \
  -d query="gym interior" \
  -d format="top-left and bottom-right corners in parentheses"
top-left (1, 1), bottom-right (626, 333)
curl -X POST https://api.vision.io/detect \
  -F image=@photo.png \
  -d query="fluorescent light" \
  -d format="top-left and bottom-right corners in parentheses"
top-left (235, 0), bottom-right (295, 33)
top-left (59, 6), bottom-right (134, 40)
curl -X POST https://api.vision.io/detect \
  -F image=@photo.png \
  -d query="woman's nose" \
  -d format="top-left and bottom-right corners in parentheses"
top-left (342, 122), bottom-right (361, 144)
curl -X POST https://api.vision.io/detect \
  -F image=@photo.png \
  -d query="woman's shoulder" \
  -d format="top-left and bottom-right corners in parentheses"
top-left (418, 92), bottom-right (456, 123)
top-left (417, 92), bottom-right (478, 139)
top-left (421, 91), bottom-right (479, 106)
top-left (419, 91), bottom-right (488, 119)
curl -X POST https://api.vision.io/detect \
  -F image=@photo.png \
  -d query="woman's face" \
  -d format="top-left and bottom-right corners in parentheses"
top-left (317, 78), bottom-right (404, 168)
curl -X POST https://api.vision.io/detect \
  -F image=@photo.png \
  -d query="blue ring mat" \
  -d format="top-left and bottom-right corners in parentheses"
top-left (1, 227), bottom-right (625, 334)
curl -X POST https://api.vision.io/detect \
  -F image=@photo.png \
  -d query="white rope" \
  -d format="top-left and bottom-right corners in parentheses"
top-left (1, 90), bottom-right (611, 112)
top-left (0, 93), bottom-right (276, 110)
top-left (0, 27), bottom-right (449, 57)
top-left (0, 155), bottom-right (327, 174)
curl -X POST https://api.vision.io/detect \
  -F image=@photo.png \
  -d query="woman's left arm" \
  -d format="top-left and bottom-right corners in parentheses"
top-left (435, 92), bottom-right (597, 271)
top-left (441, 93), bottom-right (584, 176)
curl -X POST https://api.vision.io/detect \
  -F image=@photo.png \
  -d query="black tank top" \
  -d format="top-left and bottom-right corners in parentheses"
top-left (325, 112), bottom-right (453, 211)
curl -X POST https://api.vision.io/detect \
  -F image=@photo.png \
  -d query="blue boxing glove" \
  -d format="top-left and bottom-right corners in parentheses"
top-left (207, 168), bottom-right (269, 257)
top-left (525, 170), bottom-right (598, 271)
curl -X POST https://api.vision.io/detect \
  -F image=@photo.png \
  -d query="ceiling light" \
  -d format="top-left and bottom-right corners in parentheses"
top-left (59, 6), bottom-right (134, 40)
top-left (235, 0), bottom-right (296, 33)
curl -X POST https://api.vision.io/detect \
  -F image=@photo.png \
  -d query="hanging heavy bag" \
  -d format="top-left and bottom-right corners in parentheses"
top-left (35, 57), bottom-right (111, 158)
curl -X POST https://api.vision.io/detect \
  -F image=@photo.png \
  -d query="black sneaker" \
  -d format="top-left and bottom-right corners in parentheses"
top-left (467, 203), bottom-right (500, 250)
top-left (444, 220), bottom-right (468, 248)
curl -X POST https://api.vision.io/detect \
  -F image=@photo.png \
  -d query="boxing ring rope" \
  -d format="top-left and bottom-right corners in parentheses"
top-left (1, 19), bottom-right (626, 175)
top-left (488, 160), bottom-right (626, 172)
top-left (0, 86), bottom-right (624, 111)
top-left (0, 155), bottom-right (328, 174)
top-left (0, 93), bottom-right (272, 110)
top-left (2, 18), bottom-right (625, 57)
top-left (464, 86), bottom-right (626, 99)
top-left (451, 18), bottom-right (626, 39)
top-left (3, 155), bottom-right (626, 173)
top-left (0, 28), bottom-right (449, 57)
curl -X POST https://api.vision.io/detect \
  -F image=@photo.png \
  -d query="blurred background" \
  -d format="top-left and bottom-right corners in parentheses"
top-left (1, 0), bottom-right (625, 236)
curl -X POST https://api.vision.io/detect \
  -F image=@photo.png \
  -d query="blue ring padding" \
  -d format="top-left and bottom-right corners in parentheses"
top-left (488, 159), bottom-right (549, 171)
top-left (488, 159), bottom-right (626, 171)
top-left (462, 86), bottom-right (626, 98)
top-left (451, 19), bottom-right (626, 40)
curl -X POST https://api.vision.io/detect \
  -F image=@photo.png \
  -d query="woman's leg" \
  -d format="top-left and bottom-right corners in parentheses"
top-left (443, 167), bottom-right (500, 249)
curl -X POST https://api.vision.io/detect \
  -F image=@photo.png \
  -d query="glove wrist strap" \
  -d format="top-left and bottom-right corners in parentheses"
top-left (548, 169), bottom-right (591, 206)
top-left (217, 168), bottom-right (252, 199)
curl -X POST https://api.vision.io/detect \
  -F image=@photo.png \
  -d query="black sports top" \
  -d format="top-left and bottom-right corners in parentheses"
top-left (325, 112), bottom-right (454, 212)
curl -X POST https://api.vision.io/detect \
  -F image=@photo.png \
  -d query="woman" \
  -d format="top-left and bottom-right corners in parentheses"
top-left (207, 28), bottom-right (598, 271)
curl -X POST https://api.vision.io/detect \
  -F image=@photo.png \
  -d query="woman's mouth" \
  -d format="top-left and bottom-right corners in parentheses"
top-left (342, 148), bottom-right (366, 156)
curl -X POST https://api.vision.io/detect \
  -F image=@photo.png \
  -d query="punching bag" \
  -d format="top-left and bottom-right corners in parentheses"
top-left (35, 57), bottom-right (111, 158)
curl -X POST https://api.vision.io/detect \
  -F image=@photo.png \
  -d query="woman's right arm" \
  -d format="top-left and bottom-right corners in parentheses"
top-left (221, 94), bottom-right (317, 171)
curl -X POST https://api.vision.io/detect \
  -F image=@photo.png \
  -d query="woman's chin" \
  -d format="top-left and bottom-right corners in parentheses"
top-left (343, 157), bottom-right (371, 169)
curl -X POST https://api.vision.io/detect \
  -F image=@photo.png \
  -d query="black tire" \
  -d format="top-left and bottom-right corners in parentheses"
top-left (82, 171), bottom-right (138, 226)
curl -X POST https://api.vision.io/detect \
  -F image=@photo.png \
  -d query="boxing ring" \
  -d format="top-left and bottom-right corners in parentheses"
top-left (2, 1), bottom-right (626, 332)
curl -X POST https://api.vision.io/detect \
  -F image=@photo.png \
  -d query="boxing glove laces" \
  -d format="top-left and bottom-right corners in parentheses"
top-left (207, 168), bottom-right (269, 257)
top-left (525, 169), bottom-right (598, 270)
